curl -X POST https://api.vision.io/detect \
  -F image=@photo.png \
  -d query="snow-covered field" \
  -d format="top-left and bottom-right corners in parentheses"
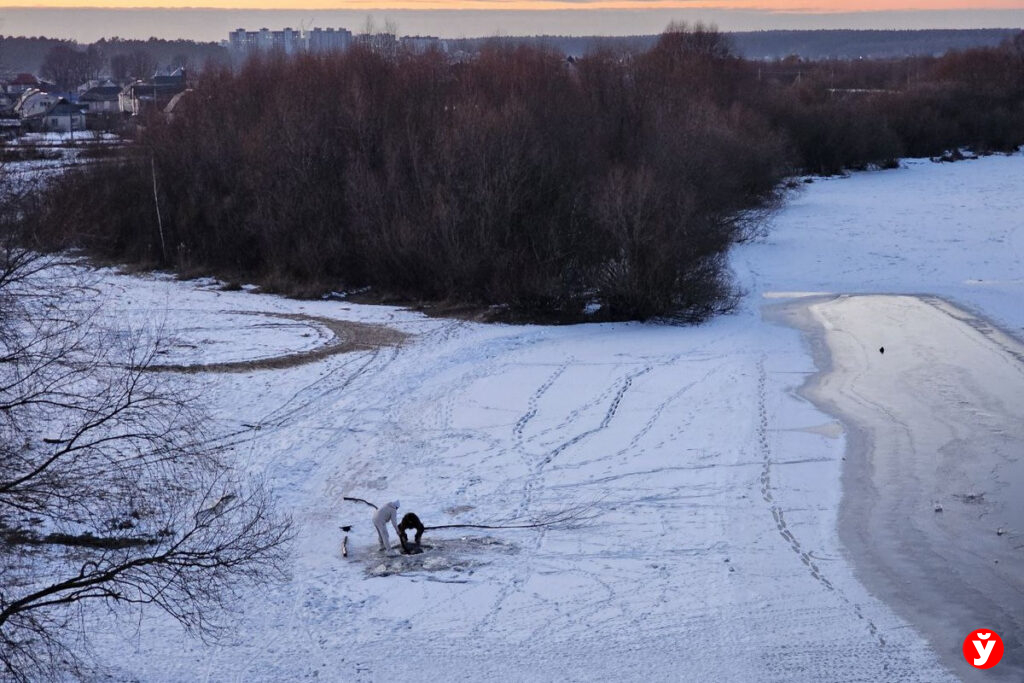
top-left (0, 133), bottom-right (126, 191)
top-left (83, 153), bottom-right (1023, 681)
top-left (4, 131), bottom-right (121, 146)
top-left (735, 155), bottom-right (1024, 329)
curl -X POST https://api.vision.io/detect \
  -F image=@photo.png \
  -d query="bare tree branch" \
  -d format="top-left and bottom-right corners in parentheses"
top-left (0, 222), bottom-right (293, 680)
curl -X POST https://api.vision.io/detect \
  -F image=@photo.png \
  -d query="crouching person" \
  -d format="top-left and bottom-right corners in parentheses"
top-left (372, 500), bottom-right (401, 551)
top-left (398, 512), bottom-right (425, 553)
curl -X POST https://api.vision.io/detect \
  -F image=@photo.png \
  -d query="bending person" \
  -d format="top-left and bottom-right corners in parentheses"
top-left (398, 512), bottom-right (425, 548)
top-left (372, 500), bottom-right (401, 551)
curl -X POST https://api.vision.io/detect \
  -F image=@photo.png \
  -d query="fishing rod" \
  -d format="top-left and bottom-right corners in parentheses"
top-left (343, 496), bottom-right (378, 509)
top-left (343, 497), bottom-right (593, 532)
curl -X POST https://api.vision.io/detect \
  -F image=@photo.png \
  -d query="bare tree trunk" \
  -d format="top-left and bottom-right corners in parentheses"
top-left (151, 154), bottom-right (167, 262)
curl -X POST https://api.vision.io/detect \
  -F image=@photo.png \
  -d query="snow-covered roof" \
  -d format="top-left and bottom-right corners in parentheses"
top-left (80, 86), bottom-right (122, 101)
top-left (45, 99), bottom-right (86, 117)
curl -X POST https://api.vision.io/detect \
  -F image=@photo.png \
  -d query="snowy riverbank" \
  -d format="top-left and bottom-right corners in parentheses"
top-left (80, 152), bottom-right (1022, 681)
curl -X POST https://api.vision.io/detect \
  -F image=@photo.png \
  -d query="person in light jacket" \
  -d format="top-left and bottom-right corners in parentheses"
top-left (372, 500), bottom-right (401, 551)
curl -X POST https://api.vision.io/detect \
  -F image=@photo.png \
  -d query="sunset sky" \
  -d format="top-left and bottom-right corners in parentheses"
top-left (7, 0), bottom-right (1024, 9)
top-left (0, 2), bottom-right (1021, 41)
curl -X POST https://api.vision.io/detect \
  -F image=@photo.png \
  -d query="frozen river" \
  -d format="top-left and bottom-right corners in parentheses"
top-left (81, 153), bottom-right (1023, 681)
top-left (779, 294), bottom-right (1024, 681)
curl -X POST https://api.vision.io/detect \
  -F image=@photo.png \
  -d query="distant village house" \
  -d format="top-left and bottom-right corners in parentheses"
top-left (80, 83), bottom-right (122, 115)
top-left (6, 73), bottom-right (44, 96)
top-left (119, 68), bottom-right (187, 117)
top-left (41, 99), bottom-right (86, 133)
top-left (14, 89), bottom-right (61, 121)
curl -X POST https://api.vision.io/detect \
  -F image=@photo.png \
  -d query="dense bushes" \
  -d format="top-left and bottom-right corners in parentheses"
top-left (755, 35), bottom-right (1024, 173)
top-left (24, 26), bottom-right (786, 321)
top-left (19, 27), bottom-right (1024, 321)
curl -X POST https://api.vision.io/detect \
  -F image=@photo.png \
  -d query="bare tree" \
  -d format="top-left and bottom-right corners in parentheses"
top-left (0, 195), bottom-right (292, 680)
top-left (656, 22), bottom-right (733, 60)
top-left (40, 44), bottom-right (96, 91)
top-left (127, 48), bottom-right (157, 80)
top-left (109, 54), bottom-right (131, 83)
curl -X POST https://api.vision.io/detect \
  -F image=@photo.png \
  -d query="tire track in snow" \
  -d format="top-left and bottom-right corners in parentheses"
top-left (474, 364), bottom-right (651, 637)
top-left (259, 348), bottom-right (392, 429)
top-left (202, 348), bottom-right (393, 461)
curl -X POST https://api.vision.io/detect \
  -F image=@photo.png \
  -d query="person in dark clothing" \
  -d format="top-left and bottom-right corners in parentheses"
top-left (398, 512), bottom-right (425, 551)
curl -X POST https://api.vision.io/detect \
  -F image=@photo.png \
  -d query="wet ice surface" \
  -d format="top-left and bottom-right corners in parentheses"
top-left (363, 537), bottom-right (516, 579)
top-left (784, 294), bottom-right (1024, 681)
top-left (78, 153), bottom-right (1024, 681)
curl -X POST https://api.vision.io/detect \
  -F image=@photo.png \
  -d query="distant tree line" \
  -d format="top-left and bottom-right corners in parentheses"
top-left (17, 26), bottom-right (1024, 321)
top-left (3, 29), bottom-right (1017, 85)
top-left (0, 36), bottom-right (228, 85)
top-left (755, 32), bottom-right (1024, 174)
top-left (0, 36), bottom-right (68, 77)
top-left (34, 41), bottom-right (196, 90)
top-left (729, 28), bottom-right (1019, 61)
top-left (446, 28), bottom-right (1020, 60)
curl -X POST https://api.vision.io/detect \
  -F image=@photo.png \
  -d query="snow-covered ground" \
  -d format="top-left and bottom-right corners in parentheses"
top-left (83, 153), bottom-right (1023, 681)
top-left (4, 131), bottom-right (121, 146)
top-left (735, 155), bottom-right (1024, 331)
top-left (1, 134), bottom-right (126, 192)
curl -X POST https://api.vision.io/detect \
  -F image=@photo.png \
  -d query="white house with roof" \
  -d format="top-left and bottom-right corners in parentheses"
top-left (119, 68), bottom-right (187, 116)
top-left (41, 99), bottom-right (86, 132)
top-left (14, 89), bottom-right (60, 119)
top-left (80, 83), bottom-right (122, 115)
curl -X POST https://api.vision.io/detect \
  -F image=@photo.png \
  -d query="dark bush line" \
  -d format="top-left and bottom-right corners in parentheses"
top-left (17, 27), bottom-right (1024, 321)
top-left (74, 145), bottom-right (127, 160)
top-left (753, 37), bottom-right (1024, 174)
top-left (0, 146), bottom-right (63, 163)
top-left (1, 527), bottom-right (160, 550)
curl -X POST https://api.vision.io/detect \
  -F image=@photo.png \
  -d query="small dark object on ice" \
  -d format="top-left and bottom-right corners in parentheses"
top-left (402, 543), bottom-right (424, 555)
top-left (879, 347), bottom-right (885, 354)
top-left (338, 525), bottom-right (354, 557)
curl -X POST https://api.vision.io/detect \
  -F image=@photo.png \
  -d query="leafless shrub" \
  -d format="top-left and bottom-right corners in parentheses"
top-left (0, 212), bottom-right (292, 679)
top-left (19, 25), bottom-right (1024, 322)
